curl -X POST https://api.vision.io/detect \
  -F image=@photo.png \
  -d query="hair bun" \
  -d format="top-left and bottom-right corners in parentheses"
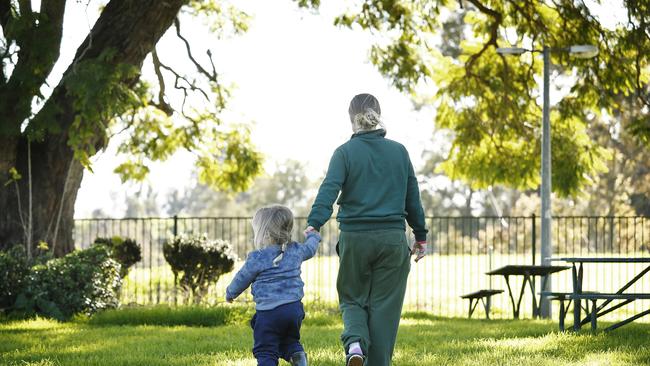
top-left (364, 108), bottom-right (380, 127)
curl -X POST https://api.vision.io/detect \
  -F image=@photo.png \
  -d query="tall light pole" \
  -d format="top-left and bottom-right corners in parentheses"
top-left (496, 44), bottom-right (598, 318)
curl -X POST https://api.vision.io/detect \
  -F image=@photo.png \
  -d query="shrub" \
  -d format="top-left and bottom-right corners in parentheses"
top-left (163, 234), bottom-right (236, 304)
top-left (14, 245), bottom-right (122, 320)
top-left (93, 236), bottom-right (142, 278)
top-left (0, 246), bottom-right (30, 313)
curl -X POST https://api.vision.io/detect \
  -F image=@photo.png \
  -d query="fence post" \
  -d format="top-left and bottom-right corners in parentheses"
top-left (171, 215), bottom-right (179, 306)
top-left (531, 214), bottom-right (537, 265)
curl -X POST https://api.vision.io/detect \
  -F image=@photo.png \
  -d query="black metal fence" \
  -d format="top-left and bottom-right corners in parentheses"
top-left (73, 215), bottom-right (650, 320)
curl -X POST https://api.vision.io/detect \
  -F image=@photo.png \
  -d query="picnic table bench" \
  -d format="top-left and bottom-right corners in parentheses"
top-left (547, 257), bottom-right (650, 332)
top-left (460, 289), bottom-right (504, 319)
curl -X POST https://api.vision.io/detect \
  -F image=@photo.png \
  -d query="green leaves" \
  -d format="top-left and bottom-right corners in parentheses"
top-left (113, 109), bottom-right (263, 193)
top-left (3, 244), bottom-right (123, 320)
top-left (629, 114), bottom-right (650, 147)
top-left (335, 0), bottom-right (649, 197)
top-left (185, 0), bottom-right (251, 36)
top-left (3, 167), bottom-right (22, 187)
top-left (61, 49), bottom-right (145, 169)
top-left (195, 126), bottom-right (263, 193)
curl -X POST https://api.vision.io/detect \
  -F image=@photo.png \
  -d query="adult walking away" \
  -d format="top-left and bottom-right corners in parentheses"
top-left (306, 93), bottom-right (428, 366)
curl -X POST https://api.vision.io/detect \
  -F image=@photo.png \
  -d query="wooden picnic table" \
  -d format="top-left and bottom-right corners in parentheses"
top-left (486, 264), bottom-right (570, 319)
top-left (549, 257), bottom-right (650, 332)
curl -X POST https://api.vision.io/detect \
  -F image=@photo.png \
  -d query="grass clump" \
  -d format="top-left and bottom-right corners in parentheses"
top-left (87, 304), bottom-right (254, 327)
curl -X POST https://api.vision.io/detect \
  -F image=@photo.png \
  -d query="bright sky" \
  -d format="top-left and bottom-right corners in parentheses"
top-left (49, 0), bottom-right (624, 218)
top-left (71, 0), bottom-right (436, 217)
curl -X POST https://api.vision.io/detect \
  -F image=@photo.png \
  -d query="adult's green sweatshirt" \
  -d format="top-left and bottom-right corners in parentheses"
top-left (307, 129), bottom-right (428, 242)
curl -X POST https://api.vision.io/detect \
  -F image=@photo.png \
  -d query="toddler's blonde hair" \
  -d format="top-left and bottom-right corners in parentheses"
top-left (252, 204), bottom-right (294, 249)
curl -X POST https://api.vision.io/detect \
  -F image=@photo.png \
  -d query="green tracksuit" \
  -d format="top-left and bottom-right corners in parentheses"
top-left (307, 129), bottom-right (427, 366)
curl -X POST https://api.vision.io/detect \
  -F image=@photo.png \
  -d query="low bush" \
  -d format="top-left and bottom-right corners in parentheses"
top-left (0, 246), bottom-right (30, 312)
top-left (93, 236), bottom-right (142, 278)
top-left (14, 245), bottom-right (122, 320)
top-left (163, 234), bottom-right (236, 304)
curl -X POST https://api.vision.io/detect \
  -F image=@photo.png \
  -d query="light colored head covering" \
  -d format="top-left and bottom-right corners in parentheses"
top-left (251, 205), bottom-right (294, 266)
top-left (348, 93), bottom-right (385, 133)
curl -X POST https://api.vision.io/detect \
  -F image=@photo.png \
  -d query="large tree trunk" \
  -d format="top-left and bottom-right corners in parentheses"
top-left (0, 135), bottom-right (83, 256)
top-left (0, 0), bottom-right (187, 256)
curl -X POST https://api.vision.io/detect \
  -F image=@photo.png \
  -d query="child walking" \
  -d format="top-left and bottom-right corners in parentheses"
top-left (226, 205), bottom-right (321, 366)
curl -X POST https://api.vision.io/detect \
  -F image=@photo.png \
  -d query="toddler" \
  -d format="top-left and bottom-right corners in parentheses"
top-left (226, 205), bottom-right (321, 366)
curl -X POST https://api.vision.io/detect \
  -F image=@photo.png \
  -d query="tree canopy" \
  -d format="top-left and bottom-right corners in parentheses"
top-left (334, 0), bottom-right (649, 197)
top-left (0, 0), bottom-right (315, 255)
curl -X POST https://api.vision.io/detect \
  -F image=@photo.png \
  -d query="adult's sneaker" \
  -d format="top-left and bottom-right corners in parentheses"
top-left (346, 353), bottom-right (365, 366)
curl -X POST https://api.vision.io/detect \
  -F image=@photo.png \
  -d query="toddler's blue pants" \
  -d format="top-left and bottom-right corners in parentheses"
top-left (251, 300), bottom-right (305, 366)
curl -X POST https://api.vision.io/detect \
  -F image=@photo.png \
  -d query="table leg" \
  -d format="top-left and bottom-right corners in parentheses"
top-left (539, 274), bottom-right (550, 319)
top-left (515, 276), bottom-right (528, 319)
top-left (526, 274), bottom-right (539, 318)
top-left (469, 298), bottom-right (478, 318)
top-left (590, 299), bottom-right (597, 331)
top-left (558, 297), bottom-right (566, 331)
top-left (481, 297), bottom-right (491, 320)
top-left (504, 275), bottom-right (519, 319)
top-left (572, 263), bottom-right (583, 331)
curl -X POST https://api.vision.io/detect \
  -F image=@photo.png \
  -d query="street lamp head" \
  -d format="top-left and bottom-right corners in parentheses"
top-left (496, 47), bottom-right (527, 55)
top-left (569, 45), bottom-right (599, 58)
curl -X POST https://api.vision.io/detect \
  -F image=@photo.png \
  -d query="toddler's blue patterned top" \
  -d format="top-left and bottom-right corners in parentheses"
top-left (226, 231), bottom-right (321, 310)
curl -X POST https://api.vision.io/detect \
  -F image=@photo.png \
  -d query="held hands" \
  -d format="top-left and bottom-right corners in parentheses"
top-left (411, 241), bottom-right (427, 263)
top-left (303, 226), bottom-right (319, 238)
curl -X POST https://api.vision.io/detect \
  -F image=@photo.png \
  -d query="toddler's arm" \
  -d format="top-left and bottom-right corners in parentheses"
top-left (225, 252), bottom-right (262, 301)
top-left (300, 230), bottom-right (322, 260)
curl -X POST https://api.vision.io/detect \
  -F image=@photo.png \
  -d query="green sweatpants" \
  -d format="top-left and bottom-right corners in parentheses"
top-left (337, 230), bottom-right (411, 366)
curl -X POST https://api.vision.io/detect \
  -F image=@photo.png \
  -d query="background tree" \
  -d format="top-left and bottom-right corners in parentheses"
top-left (333, 0), bottom-right (649, 197)
top-left (419, 134), bottom-right (477, 217)
top-left (240, 159), bottom-right (312, 215)
top-left (0, 1), bottom-right (317, 256)
top-left (162, 159), bottom-right (313, 217)
top-left (124, 185), bottom-right (161, 218)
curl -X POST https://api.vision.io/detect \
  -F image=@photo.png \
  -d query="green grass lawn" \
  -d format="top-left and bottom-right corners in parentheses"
top-left (2, 306), bottom-right (650, 366)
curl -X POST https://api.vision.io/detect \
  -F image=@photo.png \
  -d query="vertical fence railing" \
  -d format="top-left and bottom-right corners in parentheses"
top-left (73, 215), bottom-right (650, 319)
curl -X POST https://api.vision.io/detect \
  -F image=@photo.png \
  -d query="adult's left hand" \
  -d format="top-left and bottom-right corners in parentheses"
top-left (411, 241), bottom-right (427, 262)
top-left (304, 226), bottom-right (318, 236)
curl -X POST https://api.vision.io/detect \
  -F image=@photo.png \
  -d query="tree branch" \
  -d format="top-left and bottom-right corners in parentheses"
top-left (29, 0), bottom-right (186, 135)
top-left (175, 18), bottom-right (213, 79)
top-left (155, 55), bottom-right (209, 119)
top-left (506, 0), bottom-right (548, 36)
top-left (18, 0), bottom-right (31, 15)
top-left (151, 48), bottom-right (174, 116)
top-left (0, 0), bottom-right (66, 131)
top-left (40, 0), bottom-right (67, 37)
top-left (174, 17), bottom-right (226, 108)
top-left (464, 0), bottom-right (502, 71)
top-left (0, 0), bottom-right (11, 31)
